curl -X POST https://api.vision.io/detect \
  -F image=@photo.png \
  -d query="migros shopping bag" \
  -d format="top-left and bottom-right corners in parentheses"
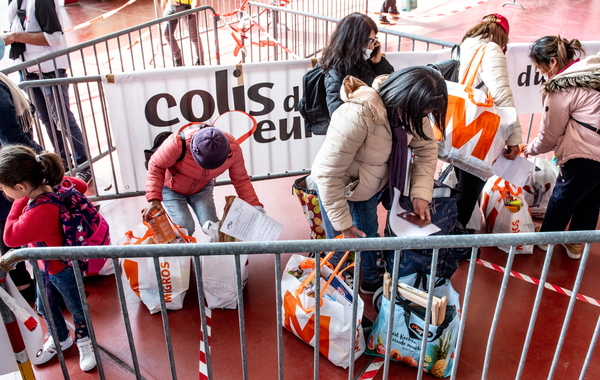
top-left (481, 176), bottom-right (535, 254)
top-left (438, 46), bottom-right (517, 180)
top-left (282, 252), bottom-right (365, 368)
top-left (120, 221), bottom-right (195, 314)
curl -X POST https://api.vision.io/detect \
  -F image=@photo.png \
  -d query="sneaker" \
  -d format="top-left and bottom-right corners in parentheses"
top-left (360, 275), bottom-right (383, 295)
top-left (389, 11), bottom-right (400, 19)
top-left (194, 59), bottom-right (205, 66)
top-left (76, 170), bottom-right (93, 184)
top-left (35, 335), bottom-right (73, 365)
top-left (562, 243), bottom-right (583, 260)
top-left (174, 58), bottom-right (184, 67)
top-left (534, 225), bottom-right (548, 251)
top-left (76, 337), bottom-right (97, 371)
top-left (379, 16), bottom-right (391, 25)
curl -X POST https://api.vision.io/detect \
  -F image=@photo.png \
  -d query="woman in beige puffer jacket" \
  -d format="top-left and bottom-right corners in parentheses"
top-left (311, 66), bottom-right (447, 292)
top-left (454, 13), bottom-right (522, 228)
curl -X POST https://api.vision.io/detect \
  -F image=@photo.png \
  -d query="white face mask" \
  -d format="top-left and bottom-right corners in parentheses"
top-left (363, 47), bottom-right (373, 60)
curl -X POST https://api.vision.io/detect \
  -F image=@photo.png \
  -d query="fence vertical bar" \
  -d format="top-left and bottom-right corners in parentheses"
top-left (234, 254), bottom-right (249, 380)
top-left (111, 258), bottom-right (143, 379)
top-left (515, 245), bottom-right (555, 380)
top-left (578, 315), bottom-right (600, 380)
top-left (381, 249), bottom-right (401, 380)
top-left (450, 247), bottom-right (480, 379)
top-left (547, 243), bottom-right (592, 380)
top-left (274, 253), bottom-right (284, 380)
top-left (347, 251), bottom-right (361, 380)
top-left (192, 255), bottom-right (214, 380)
top-left (152, 257), bottom-right (178, 380)
top-left (481, 245), bottom-right (517, 380)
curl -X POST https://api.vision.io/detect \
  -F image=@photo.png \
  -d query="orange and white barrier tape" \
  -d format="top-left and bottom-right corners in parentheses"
top-left (64, 0), bottom-right (137, 33)
top-left (476, 258), bottom-right (600, 307)
top-left (199, 307), bottom-right (212, 380)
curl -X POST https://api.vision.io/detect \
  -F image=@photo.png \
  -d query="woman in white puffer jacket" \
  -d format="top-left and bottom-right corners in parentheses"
top-left (454, 13), bottom-right (522, 229)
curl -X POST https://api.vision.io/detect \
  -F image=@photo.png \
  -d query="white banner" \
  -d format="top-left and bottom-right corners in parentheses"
top-left (103, 43), bottom-right (600, 191)
top-left (103, 50), bottom-right (451, 191)
top-left (506, 41), bottom-right (600, 115)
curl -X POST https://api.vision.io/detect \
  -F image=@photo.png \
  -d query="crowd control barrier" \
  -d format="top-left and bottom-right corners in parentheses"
top-left (1, 230), bottom-right (599, 379)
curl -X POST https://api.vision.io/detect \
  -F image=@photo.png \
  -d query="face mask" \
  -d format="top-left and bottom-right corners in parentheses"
top-left (363, 47), bottom-right (373, 60)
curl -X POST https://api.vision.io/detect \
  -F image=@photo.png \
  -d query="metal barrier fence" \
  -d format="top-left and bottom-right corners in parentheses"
top-left (0, 4), bottom-right (454, 203)
top-left (1, 230), bottom-right (599, 379)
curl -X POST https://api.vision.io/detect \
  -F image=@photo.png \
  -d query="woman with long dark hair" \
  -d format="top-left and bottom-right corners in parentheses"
top-left (321, 12), bottom-right (394, 117)
top-left (311, 66), bottom-right (447, 293)
top-left (523, 36), bottom-right (600, 259)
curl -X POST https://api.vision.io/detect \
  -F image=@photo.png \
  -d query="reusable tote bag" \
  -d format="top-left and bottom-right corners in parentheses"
top-left (522, 156), bottom-right (559, 218)
top-left (121, 222), bottom-right (196, 314)
top-left (481, 176), bottom-right (535, 254)
top-left (292, 175), bottom-right (326, 240)
top-left (438, 45), bottom-right (517, 180)
top-left (366, 272), bottom-right (460, 378)
top-left (281, 252), bottom-right (365, 368)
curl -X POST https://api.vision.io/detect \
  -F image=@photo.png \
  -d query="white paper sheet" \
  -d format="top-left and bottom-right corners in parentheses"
top-left (220, 197), bottom-right (283, 241)
top-left (389, 188), bottom-right (441, 237)
top-left (492, 154), bottom-right (534, 188)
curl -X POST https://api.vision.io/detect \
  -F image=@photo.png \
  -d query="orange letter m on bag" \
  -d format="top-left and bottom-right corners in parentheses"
top-left (447, 94), bottom-right (501, 160)
top-left (283, 291), bottom-right (331, 356)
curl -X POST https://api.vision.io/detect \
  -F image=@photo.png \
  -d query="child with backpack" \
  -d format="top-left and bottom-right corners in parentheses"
top-left (0, 145), bottom-right (108, 372)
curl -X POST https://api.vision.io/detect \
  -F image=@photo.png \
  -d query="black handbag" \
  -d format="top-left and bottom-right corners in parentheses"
top-left (428, 45), bottom-right (460, 83)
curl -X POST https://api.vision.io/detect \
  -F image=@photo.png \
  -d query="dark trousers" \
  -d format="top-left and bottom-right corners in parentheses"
top-left (380, 0), bottom-right (398, 14)
top-left (541, 158), bottom-right (600, 232)
top-left (454, 167), bottom-right (486, 228)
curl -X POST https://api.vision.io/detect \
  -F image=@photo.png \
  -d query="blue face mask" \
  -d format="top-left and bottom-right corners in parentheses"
top-left (0, 38), bottom-right (5, 60)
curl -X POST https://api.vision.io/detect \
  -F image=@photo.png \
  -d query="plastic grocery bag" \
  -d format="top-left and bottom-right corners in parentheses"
top-left (200, 220), bottom-right (249, 309)
top-left (438, 46), bottom-right (517, 180)
top-left (0, 277), bottom-right (43, 374)
top-left (281, 252), bottom-right (365, 368)
top-left (121, 222), bottom-right (195, 314)
top-left (522, 156), bottom-right (558, 219)
top-left (366, 272), bottom-right (460, 378)
top-left (481, 176), bottom-right (535, 254)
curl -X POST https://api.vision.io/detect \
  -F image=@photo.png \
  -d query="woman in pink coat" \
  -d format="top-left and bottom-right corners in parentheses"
top-left (143, 127), bottom-right (263, 235)
top-left (523, 36), bottom-right (600, 259)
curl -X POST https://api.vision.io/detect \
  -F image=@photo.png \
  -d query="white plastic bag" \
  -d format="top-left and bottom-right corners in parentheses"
top-left (201, 221), bottom-right (249, 309)
top-left (0, 277), bottom-right (43, 374)
top-left (482, 176), bottom-right (535, 254)
top-left (120, 223), bottom-right (194, 314)
top-left (523, 156), bottom-right (558, 219)
top-left (281, 253), bottom-right (365, 368)
top-left (438, 46), bottom-right (517, 180)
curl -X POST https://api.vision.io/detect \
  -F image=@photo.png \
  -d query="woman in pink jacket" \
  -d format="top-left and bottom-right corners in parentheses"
top-left (523, 36), bottom-right (600, 259)
top-left (143, 127), bottom-right (263, 235)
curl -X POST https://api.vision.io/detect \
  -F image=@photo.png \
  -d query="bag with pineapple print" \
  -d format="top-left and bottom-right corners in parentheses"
top-left (365, 272), bottom-right (460, 378)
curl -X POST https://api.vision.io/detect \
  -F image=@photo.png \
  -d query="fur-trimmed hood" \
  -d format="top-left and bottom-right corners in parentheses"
top-left (544, 52), bottom-right (600, 94)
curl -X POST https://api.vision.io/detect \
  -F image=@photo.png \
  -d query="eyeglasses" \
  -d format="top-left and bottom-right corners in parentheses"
top-left (367, 37), bottom-right (378, 46)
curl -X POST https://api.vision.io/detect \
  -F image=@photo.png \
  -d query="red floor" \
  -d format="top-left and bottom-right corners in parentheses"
top-left (3, 0), bottom-right (600, 379)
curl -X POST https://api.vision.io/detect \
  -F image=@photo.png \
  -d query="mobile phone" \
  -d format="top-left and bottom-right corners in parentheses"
top-left (398, 212), bottom-right (432, 228)
top-left (370, 46), bottom-right (380, 58)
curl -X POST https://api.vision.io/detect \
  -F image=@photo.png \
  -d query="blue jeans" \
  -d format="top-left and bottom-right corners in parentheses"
top-left (541, 158), bottom-right (600, 233)
top-left (162, 182), bottom-right (218, 236)
top-left (23, 69), bottom-right (90, 173)
top-left (317, 188), bottom-right (380, 284)
top-left (36, 266), bottom-right (88, 342)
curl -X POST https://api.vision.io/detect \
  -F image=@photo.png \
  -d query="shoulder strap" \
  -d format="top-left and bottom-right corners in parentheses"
top-left (177, 130), bottom-right (186, 161)
top-left (570, 116), bottom-right (599, 134)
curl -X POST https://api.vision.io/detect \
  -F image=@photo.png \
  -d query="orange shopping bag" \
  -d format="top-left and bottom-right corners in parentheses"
top-left (281, 251), bottom-right (365, 368)
top-left (438, 46), bottom-right (517, 180)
